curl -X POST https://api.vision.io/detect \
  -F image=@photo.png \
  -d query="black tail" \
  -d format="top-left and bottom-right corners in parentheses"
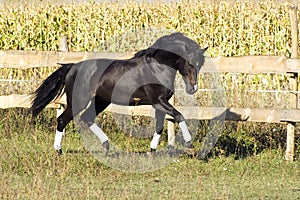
top-left (29, 63), bottom-right (74, 118)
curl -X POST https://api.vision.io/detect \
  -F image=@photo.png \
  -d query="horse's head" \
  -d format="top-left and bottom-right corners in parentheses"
top-left (139, 32), bottom-right (208, 94)
top-left (151, 32), bottom-right (207, 94)
top-left (177, 47), bottom-right (207, 94)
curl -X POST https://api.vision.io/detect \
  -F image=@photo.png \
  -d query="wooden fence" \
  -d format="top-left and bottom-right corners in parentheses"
top-left (0, 6), bottom-right (299, 161)
top-left (1, 51), bottom-right (300, 159)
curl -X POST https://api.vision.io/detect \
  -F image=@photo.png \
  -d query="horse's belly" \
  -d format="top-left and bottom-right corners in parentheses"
top-left (97, 87), bottom-right (150, 106)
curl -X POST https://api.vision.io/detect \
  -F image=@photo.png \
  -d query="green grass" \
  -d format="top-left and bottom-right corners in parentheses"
top-left (2, 136), bottom-right (300, 199)
top-left (1, 109), bottom-right (300, 199)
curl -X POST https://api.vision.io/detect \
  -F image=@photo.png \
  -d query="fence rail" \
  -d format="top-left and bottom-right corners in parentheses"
top-left (1, 93), bottom-right (300, 123)
top-left (1, 51), bottom-right (300, 160)
top-left (2, 50), bottom-right (300, 73)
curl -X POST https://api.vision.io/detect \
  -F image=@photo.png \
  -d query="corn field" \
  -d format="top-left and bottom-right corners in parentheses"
top-left (0, 0), bottom-right (296, 54)
top-left (0, 0), bottom-right (298, 109)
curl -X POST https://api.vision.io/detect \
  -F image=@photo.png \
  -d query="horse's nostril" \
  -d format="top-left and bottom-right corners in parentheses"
top-left (186, 85), bottom-right (198, 94)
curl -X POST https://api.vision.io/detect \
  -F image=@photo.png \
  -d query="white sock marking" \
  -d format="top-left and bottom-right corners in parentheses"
top-left (179, 121), bottom-right (192, 142)
top-left (89, 123), bottom-right (108, 143)
top-left (150, 132), bottom-right (161, 149)
top-left (54, 130), bottom-right (64, 150)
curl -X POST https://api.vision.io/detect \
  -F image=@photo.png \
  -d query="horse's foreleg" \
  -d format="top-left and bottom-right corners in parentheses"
top-left (153, 102), bottom-right (194, 151)
top-left (89, 123), bottom-right (109, 149)
top-left (150, 109), bottom-right (166, 151)
top-left (178, 121), bottom-right (192, 145)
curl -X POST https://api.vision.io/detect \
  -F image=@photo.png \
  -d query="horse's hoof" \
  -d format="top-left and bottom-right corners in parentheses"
top-left (197, 150), bottom-right (210, 162)
top-left (185, 141), bottom-right (194, 149)
top-left (102, 141), bottom-right (109, 156)
top-left (167, 145), bottom-right (176, 156)
top-left (198, 156), bottom-right (209, 162)
top-left (56, 149), bottom-right (63, 156)
top-left (197, 154), bottom-right (209, 162)
top-left (147, 148), bottom-right (156, 156)
top-left (184, 141), bottom-right (195, 156)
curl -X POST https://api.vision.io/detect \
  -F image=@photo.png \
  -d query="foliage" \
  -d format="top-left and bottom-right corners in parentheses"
top-left (0, 0), bottom-right (295, 56)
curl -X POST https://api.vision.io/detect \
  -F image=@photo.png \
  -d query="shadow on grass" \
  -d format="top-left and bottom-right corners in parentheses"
top-left (194, 108), bottom-right (291, 161)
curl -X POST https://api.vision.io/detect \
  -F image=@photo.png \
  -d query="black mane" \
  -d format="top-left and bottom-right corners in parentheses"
top-left (134, 32), bottom-right (202, 62)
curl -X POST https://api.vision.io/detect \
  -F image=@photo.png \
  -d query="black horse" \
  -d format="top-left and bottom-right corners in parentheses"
top-left (30, 32), bottom-right (207, 155)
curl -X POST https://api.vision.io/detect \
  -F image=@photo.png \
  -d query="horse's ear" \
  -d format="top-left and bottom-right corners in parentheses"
top-left (200, 47), bottom-right (208, 54)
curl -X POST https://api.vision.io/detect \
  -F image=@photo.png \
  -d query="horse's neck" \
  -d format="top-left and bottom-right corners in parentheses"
top-left (146, 54), bottom-right (178, 90)
top-left (154, 51), bottom-right (180, 71)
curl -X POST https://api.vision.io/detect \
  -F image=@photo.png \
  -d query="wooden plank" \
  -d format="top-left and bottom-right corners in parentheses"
top-left (0, 50), bottom-right (135, 69)
top-left (286, 123), bottom-right (295, 161)
top-left (175, 107), bottom-right (283, 123)
top-left (1, 50), bottom-right (300, 73)
top-left (281, 109), bottom-right (300, 122)
top-left (286, 59), bottom-right (300, 72)
top-left (201, 56), bottom-right (288, 74)
top-left (290, 5), bottom-right (299, 60)
top-left (1, 94), bottom-right (296, 123)
top-left (0, 94), bottom-right (60, 109)
top-left (56, 37), bottom-right (69, 118)
top-left (168, 96), bottom-right (175, 146)
top-left (285, 5), bottom-right (299, 161)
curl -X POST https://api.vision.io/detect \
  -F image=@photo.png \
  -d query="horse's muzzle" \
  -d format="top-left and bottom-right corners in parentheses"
top-left (186, 84), bottom-right (198, 94)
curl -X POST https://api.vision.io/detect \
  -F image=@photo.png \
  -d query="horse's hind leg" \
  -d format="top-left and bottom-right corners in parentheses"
top-left (54, 105), bottom-right (74, 154)
top-left (150, 109), bottom-right (166, 152)
top-left (54, 91), bottom-right (90, 154)
top-left (80, 96), bottom-right (110, 152)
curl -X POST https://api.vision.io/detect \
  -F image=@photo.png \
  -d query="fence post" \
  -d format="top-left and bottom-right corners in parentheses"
top-left (286, 5), bottom-right (298, 161)
top-left (56, 36), bottom-right (68, 118)
top-left (59, 36), bottom-right (69, 52)
top-left (168, 95), bottom-right (175, 146)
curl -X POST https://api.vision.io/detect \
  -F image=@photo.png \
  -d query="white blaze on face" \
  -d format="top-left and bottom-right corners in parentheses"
top-left (191, 69), bottom-right (199, 93)
top-left (193, 84), bottom-right (198, 92)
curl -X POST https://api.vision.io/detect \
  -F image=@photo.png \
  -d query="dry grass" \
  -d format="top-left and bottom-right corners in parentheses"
top-left (0, 109), bottom-right (300, 199)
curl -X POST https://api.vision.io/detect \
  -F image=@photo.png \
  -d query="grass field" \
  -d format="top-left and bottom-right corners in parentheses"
top-left (0, 109), bottom-right (300, 199)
